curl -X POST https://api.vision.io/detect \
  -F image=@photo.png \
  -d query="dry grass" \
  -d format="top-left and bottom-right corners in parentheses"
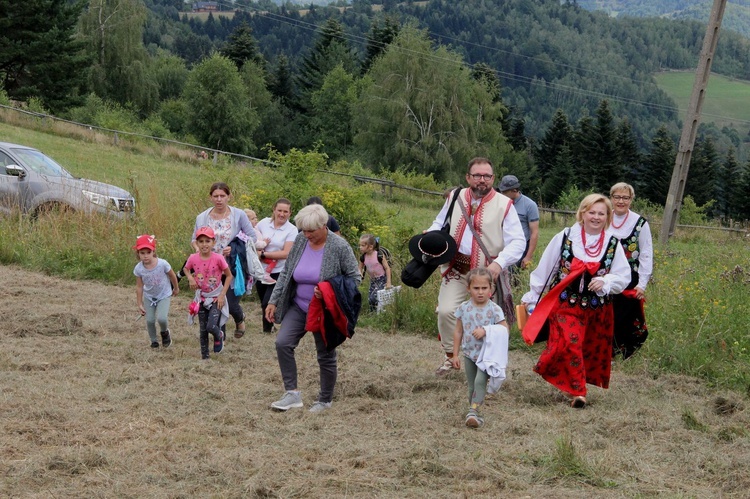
top-left (1, 264), bottom-right (749, 497)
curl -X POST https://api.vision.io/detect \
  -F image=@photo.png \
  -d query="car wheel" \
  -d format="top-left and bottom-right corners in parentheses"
top-left (33, 202), bottom-right (75, 218)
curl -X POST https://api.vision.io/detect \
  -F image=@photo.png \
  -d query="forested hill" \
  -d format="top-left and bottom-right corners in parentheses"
top-left (175, 0), bottom-right (750, 143)
top-left (577, 0), bottom-right (750, 40)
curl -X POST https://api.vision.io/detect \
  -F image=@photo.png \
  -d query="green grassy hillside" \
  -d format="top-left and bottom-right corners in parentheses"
top-left (654, 70), bottom-right (750, 137)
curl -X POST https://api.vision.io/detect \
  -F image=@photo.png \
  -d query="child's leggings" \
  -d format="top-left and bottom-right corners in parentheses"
top-left (143, 296), bottom-right (171, 343)
top-left (198, 302), bottom-right (222, 357)
top-left (464, 356), bottom-right (489, 409)
top-left (368, 275), bottom-right (387, 311)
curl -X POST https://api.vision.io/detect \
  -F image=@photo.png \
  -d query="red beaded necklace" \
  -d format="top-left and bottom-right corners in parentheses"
top-left (612, 210), bottom-right (629, 229)
top-left (581, 226), bottom-right (605, 257)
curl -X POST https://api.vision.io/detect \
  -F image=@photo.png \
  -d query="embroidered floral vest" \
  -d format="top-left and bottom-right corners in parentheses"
top-left (619, 216), bottom-right (646, 290)
top-left (549, 232), bottom-right (619, 309)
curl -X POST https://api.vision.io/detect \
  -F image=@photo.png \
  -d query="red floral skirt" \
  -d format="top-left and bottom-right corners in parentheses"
top-left (533, 301), bottom-right (614, 397)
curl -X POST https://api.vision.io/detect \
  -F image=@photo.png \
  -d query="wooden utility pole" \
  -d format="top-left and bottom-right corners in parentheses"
top-left (659, 0), bottom-right (728, 245)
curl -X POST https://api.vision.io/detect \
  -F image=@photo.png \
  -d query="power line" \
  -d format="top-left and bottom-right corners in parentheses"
top-left (187, 2), bottom-right (750, 127)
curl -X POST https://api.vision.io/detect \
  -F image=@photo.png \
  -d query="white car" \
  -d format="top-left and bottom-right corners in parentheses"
top-left (0, 141), bottom-right (135, 217)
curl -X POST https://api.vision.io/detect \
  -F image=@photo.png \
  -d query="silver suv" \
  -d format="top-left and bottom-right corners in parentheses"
top-left (0, 141), bottom-right (135, 217)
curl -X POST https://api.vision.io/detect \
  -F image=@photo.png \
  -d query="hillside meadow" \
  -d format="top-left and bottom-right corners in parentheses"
top-left (654, 70), bottom-right (750, 137)
top-left (1, 120), bottom-right (750, 495)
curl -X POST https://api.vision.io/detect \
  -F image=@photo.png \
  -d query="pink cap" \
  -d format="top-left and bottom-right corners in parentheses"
top-left (133, 234), bottom-right (156, 251)
top-left (195, 226), bottom-right (215, 240)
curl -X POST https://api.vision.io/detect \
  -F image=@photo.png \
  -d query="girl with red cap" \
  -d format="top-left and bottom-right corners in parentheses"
top-left (133, 234), bottom-right (179, 349)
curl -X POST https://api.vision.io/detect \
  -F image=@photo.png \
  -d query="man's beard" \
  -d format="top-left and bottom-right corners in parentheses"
top-left (471, 184), bottom-right (492, 198)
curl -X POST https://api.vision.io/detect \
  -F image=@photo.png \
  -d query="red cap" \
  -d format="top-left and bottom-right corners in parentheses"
top-left (195, 226), bottom-right (215, 240)
top-left (133, 234), bottom-right (156, 251)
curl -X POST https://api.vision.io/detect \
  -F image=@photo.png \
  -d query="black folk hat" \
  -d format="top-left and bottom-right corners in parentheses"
top-left (408, 231), bottom-right (458, 266)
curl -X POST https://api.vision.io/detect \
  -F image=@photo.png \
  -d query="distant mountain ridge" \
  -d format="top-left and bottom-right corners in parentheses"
top-left (576, 0), bottom-right (750, 39)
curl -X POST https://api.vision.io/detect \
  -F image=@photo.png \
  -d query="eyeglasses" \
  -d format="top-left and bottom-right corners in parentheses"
top-left (468, 173), bottom-right (494, 181)
top-left (611, 195), bottom-right (632, 201)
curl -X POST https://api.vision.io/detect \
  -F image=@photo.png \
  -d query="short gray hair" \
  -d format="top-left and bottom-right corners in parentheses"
top-left (610, 182), bottom-right (635, 199)
top-left (295, 203), bottom-right (328, 231)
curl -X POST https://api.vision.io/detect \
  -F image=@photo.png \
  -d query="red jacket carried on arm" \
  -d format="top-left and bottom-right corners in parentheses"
top-left (305, 275), bottom-right (362, 351)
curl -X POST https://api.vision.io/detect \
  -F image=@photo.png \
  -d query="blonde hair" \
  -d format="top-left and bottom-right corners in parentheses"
top-left (466, 267), bottom-right (494, 288)
top-left (576, 193), bottom-right (613, 227)
top-left (610, 182), bottom-right (635, 199)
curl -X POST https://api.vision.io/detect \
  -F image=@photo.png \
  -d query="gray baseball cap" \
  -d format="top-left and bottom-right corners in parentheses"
top-left (498, 175), bottom-right (521, 192)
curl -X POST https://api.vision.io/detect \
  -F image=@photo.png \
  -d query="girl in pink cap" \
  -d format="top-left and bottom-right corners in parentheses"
top-left (133, 234), bottom-right (179, 349)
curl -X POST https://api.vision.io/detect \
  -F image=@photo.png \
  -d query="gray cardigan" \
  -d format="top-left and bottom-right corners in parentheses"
top-left (269, 231), bottom-right (361, 322)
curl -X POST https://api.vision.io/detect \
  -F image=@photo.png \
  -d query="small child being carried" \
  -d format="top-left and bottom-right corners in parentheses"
top-left (451, 267), bottom-right (508, 429)
top-left (358, 234), bottom-right (392, 312)
top-left (185, 227), bottom-right (233, 360)
top-left (133, 234), bottom-right (179, 349)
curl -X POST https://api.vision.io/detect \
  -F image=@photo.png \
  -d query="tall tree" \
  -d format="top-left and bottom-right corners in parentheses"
top-left (592, 100), bottom-right (622, 190)
top-left (240, 59), bottom-right (288, 155)
top-left (269, 53), bottom-right (295, 108)
top-left (182, 53), bottom-right (257, 154)
top-left (535, 109), bottom-right (573, 183)
top-left (572, 115), bottom-right (597, 191)
top-left (641, 126), bottom-right (675, 205)
top-left (541, 143), bottom-right (574, 205)
top-left (310, 64), bottom-right (358, 159)
top-left (220, 21), bottom-right (265, 71)
top-left (0, 0), bottom-right (88, 112)
top-left (718, 148), bottom-right (742, 219)
top-left (685, 137), bottom-right (719, 208)
top-left (296, 18), bottom-right (357, 113)
top-left (737, 159), bottom-right (750, 220)
top-left (361, 16), bottom-right (400, 74)
top-left (353, 26), bottom-right (517, 181)
top-left (615, 118), bottom-right (641, 186)
top-left (79, 0), bottom-right (158, 115)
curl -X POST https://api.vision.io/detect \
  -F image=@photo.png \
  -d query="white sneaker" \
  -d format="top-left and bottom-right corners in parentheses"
top-left (465, 410), bottom-right (484, 428)
top-left (271, 391), bottom-right (303, 411)
top-left (261, 273), bottom-right (276, 285)
top-left (308, 401), bottom-right (332, 413)
top-left (435, 357), bottom-right (456, 377)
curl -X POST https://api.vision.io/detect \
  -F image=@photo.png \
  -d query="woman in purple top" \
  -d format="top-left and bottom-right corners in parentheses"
top-left (264, 204), bottom-right (361, 413)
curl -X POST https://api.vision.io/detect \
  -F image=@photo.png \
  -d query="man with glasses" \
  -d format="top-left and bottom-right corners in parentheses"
top-left (497, 175), bottom-right (539, 274)
top-left (426, 158), bottom-right (525, 376)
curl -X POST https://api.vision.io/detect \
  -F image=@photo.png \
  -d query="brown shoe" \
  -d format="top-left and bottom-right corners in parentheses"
top-left (234, 321), bottom-right (245, 339)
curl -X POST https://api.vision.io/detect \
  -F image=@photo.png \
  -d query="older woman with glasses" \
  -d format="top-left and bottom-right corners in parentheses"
top-left (608, 182), bottom-right (652, 359)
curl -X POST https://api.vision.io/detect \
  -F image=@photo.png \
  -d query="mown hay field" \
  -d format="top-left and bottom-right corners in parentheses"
top-left (2, 264), bottom-right (749, 497)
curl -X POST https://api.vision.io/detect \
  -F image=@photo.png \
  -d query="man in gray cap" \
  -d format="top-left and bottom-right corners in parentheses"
top-left (497, 175), bottom-right (539, 271)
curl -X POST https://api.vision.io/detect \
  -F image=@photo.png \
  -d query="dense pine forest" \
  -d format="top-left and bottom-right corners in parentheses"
top-left (2, 0), bottom-right (750, 218)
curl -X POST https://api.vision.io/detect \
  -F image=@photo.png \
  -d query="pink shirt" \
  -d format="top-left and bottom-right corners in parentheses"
top-left (185, 252), bottom-right (228, 296)
top-left (363, 251), bottom-right (385, 278)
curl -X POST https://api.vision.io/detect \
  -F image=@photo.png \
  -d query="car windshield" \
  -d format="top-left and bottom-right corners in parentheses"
top-left (12, 148), bottom-right (74, 178)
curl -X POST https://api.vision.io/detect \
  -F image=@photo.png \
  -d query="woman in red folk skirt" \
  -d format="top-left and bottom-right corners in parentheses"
top-left (521, 194), bottom-right (631, 408)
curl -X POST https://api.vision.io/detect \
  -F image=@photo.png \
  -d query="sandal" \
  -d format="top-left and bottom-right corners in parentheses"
top-left (234, 321), bottom-right (245, 339)
top-left (570, 396), bottom-right (587, 409)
